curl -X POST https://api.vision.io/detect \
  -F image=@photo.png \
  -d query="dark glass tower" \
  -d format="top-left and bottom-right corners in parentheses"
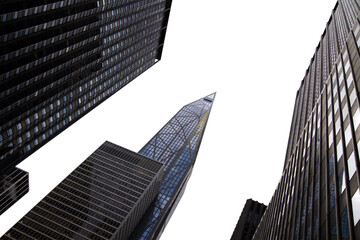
top-left (0, 93), bottom-right (216, 239)
top-left (253, 1), bottom-right (360, 240)
top-left (0, 0), bottom-right (173, 214)
top-left (230, 199), bottom-right (266, 240)
top-left (1, 141), bottom-right (165, 240)
top-left (0, 168), bottom-right (28, 215)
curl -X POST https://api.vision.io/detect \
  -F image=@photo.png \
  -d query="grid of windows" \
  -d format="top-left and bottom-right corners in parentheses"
top-left (0, 168), bottom-right (29, 215)
top-left (253, 4), bottom-right (360, 239)
top-left (0, 0), bottom-right (173, 185)
top-left (1, 141), bottom-right (165, 240)
top-left (285, 0), bottom-right (360, 162)
top-left (230, 199), bottom-right (267, 240)
top-left (128, 93), bottom-right (216, 240)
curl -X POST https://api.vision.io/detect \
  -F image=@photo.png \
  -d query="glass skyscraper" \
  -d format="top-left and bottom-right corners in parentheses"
top-left (1, 93), bottom-right (216, 239)
top-left (252, 1), bottom-right (360, 239)
top-left (0, 0), bottom-right (173, 214)
top-left (129, 93), bottom-right (216, 240)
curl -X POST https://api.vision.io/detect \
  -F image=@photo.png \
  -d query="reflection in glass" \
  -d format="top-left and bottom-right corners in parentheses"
top-left (352, 189), bottom-right (360, 226)
top-left (330, 185), bottom-right (336, 210)
top-left (341, 208), bottom-right (349, 238)
top-left (347, 153), bottom-right (356, 179)
top-left (338, 169), bottom-right (346, 195)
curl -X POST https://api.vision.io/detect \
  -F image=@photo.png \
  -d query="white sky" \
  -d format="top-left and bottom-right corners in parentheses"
top-left (0, 0), bottom-right (337, 239)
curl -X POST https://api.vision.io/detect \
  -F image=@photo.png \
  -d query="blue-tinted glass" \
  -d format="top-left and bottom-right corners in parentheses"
top-left (330, 184), bottom-right (336, 210)
top-left (329, 155), bottom-right (335, 175)
top-left (129, 94), bottom-right (215, 239)
top-left (341, 209), bottom-right (349, 238)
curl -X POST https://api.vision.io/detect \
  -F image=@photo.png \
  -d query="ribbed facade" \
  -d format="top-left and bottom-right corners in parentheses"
top-left (1, 141), bottom-right (164, 240)
top-left (0, 168), bottom-right (28, 215)
top-left (285, 0), bottom-right (360, 164)
top-left (253, 1), bottom-right (360, 240)
top-left (0, 0), bottom-right (173, 175)
top-left (129, 93), bottom-right (216, 240)
top-left (230, 199), bottom-right (266, 240)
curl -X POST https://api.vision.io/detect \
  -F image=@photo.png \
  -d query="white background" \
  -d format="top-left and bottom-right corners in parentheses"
top-left (0, 0), bottom-right (337, 239)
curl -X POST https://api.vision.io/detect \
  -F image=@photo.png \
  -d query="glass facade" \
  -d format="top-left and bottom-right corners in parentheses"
top-left (129, 93), bottom-right (216, 240)
top-left (0, 93), bottom-right (215, 240)
top-left (0, 167), bottom-right (29, 215)
top-left (0, 0), bottom-right (173, 193)
top-left (1, 141), bottom-right (165, 240)
top-left (230, 199), bottom-right (267, 240)
top-left (0, 0), bottom-right (173, 215)
top-left (253, 1), bottom-right (360, 240)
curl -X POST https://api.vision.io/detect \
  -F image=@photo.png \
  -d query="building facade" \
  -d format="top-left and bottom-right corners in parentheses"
top-left (1, 141), bottom-right (165, 239)
top-left (253, 1), bottom-right (360, 240)
top-left (230, 199), bottom-right (266, 240)
top-left (0, 168), bottom-right (28, 216)
top-left (1, 93), bottom-right (215, 239)
top-left (0, 0), bottom-right (173, 214)
top-left (129, 93), bottom-right (216, 240)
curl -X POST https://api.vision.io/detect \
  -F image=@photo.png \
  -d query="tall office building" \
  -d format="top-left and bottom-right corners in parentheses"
top-left (0, 168), bottom-right (28, 215)
top-left (1, 141), bottom-right (165, 240)
top-left (0, 0), bottom-right (173, 214)
top-left (252, 1), bottom-right (360, 239)
top-left (230, 199), bottom-right (266, 240)
top-left (129, 93), bottom-right (215, 240)
top-left (1, 93), bottom-right (216, 239)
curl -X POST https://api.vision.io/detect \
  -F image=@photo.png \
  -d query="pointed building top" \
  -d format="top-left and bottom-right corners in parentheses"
top-left (203, 92), bottom-right (216, 102)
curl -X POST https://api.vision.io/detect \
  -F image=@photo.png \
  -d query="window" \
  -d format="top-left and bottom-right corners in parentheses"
top-left (338, 169), bottom-right (346, 194)
top-left (329, 155), bottom-right (335, 175)
top-left (340, 87), bottom-right (346, 101)
top-left (346, 153), bottom-right (356, 181)
top-left (345, 61), bottom-right (350, 73)
top-left (330, 185), bottom-right (336, 210)
top-left (352, 108), bottom-right (360, 130)
top-left (335, 118), bottom-right (341, 134)
top-left (342, 104), bottom-right (349, 119)
top-left (341, 209), bottom-right (349, 237)
top-left (350, 89), bottom-right (357, 106)
top-left (346, 74), bottom-right (353, 88)
top-left (329, 130), bottom-right (334, 147)
top-left (328, 112), bottom-right (333, 127)
top-left (337, 141), bottom-right (343, 161)
top-left (344, 125), bottom-right (351, 146)
top-left (352, 190), bottom-right (360, 225)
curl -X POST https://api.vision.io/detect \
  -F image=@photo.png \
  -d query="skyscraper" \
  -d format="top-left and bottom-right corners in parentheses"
top-left (230, 199), bottom-right (266, 240)
top-left (0, 168), bottom-right (28, 215)
top-left (0, 0), bottom-right (173, 214)
top-left (1, 141), bottom-right (165, 240)
top-left (252, 1), bottom-right (360, 239)
top-left (1, 93), bottom-right (216, 239)
top-left (129, 93), bottom-right (215, 240)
